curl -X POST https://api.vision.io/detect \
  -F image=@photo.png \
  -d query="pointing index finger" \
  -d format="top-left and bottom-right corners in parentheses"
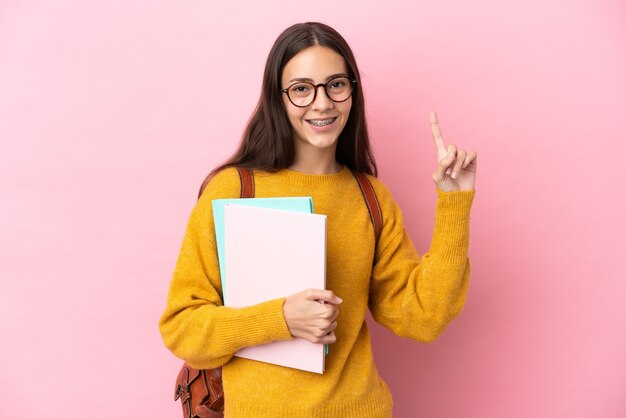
top-left (430, 111), bottom-right (447, 156)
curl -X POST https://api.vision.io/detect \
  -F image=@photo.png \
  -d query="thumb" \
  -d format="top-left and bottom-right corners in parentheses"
top-left (441, 147), bottom-right (456, 167)
top-left (433, 150), bottom-right (453, 183)
top-left (304, 289), bottom-right (342, 304)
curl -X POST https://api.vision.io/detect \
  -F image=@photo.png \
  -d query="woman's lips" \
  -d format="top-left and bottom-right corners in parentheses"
top-left (305, 117), bottom-right (338, 131)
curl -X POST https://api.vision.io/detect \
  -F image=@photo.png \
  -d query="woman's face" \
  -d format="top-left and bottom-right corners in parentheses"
top-left (280, 45), bottom-right (352, 153)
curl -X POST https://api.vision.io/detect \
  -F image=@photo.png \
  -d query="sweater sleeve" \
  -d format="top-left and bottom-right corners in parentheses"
top-left (368, 187), bottom-right (476, 343)
top-left (158, 169), bottom-right (293, 369)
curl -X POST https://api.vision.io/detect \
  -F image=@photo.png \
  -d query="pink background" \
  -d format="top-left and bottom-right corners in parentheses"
top-left (1, 1), bottom-right (625, 417)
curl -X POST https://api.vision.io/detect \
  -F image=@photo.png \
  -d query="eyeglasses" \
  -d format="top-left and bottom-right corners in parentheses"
top-left (281, 76), bottom-right (356, 108)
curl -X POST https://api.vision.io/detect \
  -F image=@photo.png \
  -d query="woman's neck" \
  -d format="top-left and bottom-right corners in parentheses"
top-left (288, 142), bottom-right (343, 175)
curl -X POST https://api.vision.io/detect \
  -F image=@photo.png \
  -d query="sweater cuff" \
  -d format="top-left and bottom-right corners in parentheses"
top-left (428, 189), bottom-right (475, 263)
top-left (216, 297), bottom-right (293, 353)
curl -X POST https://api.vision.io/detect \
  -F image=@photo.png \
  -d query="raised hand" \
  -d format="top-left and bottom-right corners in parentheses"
top-left (430, 111), bottom-right (477, 192)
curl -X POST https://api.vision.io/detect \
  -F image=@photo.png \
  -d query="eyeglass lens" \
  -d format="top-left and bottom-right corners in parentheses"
top-left (287, 77), bottom-right (353, 107)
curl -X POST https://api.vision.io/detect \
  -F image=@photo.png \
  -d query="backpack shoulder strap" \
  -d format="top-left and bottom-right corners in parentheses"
top-left (197, 167), bottom-right (255, 201)
top-left (350, 170), bottom-right (383, 245)
top-left (236, 167), bottom-right (255, 198)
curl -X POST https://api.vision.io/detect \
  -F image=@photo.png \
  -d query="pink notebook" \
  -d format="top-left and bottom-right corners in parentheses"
top-left (223, 204), bottom-right (327, 374)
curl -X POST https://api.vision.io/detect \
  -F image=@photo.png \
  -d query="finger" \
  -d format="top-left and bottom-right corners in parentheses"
top-left (430, 111), bottom-right (446, 155)
top-left (321, 303), bottom-right (338, 319)
top-left (304, 288), bottom-right (342, 304)
top-left (318, 332), bottom-right (337, 344)
top-left (462, 151), bottom-right (478, 170)
top-left (450, 150), bottom-right (467, 178)
top-left (328, 307), bottom-right (340, 322)
top-left (444, 144), bottom-right (457, 174)
top-left (318, 319), bottom-right (338, 335)
top-left (326, 320), bottom-right (338, 334)
top-left (433, 158), bottom-right (452, 185)
top-left (310, 325), bottom-right (337, 344)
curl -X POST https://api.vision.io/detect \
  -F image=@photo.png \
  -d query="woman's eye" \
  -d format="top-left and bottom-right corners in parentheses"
top-left (330, 80), bottom-right (346, 90)
top-left (290, 85), bottom-right (311, 96)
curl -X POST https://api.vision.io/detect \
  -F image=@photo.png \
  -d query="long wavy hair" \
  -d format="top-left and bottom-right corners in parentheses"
top-left (200, 22), bottom-right (377, 194)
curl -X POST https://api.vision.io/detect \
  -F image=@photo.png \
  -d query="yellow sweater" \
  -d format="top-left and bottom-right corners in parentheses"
top-left (159, 165), bottom-right (475, 418)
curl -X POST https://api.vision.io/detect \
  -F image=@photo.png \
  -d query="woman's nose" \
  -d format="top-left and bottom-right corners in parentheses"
top-left (311, 85), bottom-right (334, 111)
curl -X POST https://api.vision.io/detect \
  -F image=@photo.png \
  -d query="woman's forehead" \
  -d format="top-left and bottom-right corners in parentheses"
top-left (282, 46), bottom-right (348, 83)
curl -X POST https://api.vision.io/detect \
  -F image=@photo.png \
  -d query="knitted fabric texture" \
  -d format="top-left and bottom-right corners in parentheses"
top-left (159, 166), bottom-right (475, 418)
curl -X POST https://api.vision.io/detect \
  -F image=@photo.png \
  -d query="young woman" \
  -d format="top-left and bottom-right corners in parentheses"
top-left (159, 22), bottom-right (477, 417)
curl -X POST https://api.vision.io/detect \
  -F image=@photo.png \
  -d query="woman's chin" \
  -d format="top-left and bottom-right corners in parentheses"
top-left (298, 134), bottom-right (339, 150)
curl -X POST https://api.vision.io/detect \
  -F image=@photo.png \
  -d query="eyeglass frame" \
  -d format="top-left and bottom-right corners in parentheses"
top-left (280, 76), bottom-right (357, 108)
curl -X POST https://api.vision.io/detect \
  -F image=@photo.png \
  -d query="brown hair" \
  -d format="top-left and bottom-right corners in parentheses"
top-left (200, 22), bottom-right (377, 193)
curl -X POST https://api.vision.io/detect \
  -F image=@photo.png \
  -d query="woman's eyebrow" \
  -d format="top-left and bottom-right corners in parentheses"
top-left (288, 73), bottom-right (349, 84)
